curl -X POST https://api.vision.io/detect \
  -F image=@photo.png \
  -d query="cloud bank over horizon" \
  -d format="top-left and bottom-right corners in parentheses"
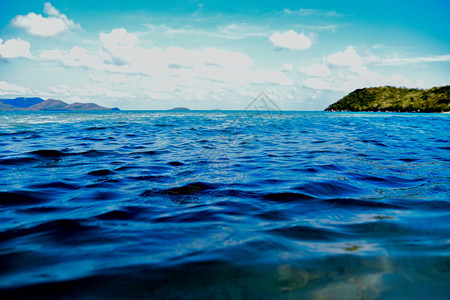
top-left (0, 1), bottom-right (449, 110)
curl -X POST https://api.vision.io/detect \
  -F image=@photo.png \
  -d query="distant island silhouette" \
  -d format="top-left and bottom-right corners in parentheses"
top-left (168, 107), bottom-right (190, 111)
top-left (0, 97), bottom-right (119, 111)
top-left (325, 86), bottom-right (449, 112)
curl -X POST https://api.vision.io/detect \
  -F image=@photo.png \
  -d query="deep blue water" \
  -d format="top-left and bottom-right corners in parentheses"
top-left (0, 111), bottom-right (449, 299)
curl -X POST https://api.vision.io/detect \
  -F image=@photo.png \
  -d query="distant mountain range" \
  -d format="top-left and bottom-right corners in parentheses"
top-left (325, 86), bottom-right (450, 112)
top-left (0, 97), bottom-right (119, 111)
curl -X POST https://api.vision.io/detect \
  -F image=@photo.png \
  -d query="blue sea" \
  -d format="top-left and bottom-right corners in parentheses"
top-left (0, 110), bottom-right (449, 299)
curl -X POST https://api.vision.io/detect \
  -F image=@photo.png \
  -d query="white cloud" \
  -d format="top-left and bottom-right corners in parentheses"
top-left (38, 28), bottom-right (294, 104)
top-left (217, 23), bottom-right (268, 39)
top-left (300, 46), bottom-right (442, 92)
top-left (40, 46), bottom-right (100, 69)
top-left (12, 2), bottom-right (80, 37)
top-left (100, 29), bottom-right (165, 71)
top-left (68, 46), bottom-right (86, 59)
top-left (111, 74), bottom-right (128, 84)
top-left (0, 81), bottom-right (31, 95)
top-left (192, 66), bottom-right (240, 83)
top-left (269, 30), bottom-right (312, 50)
top-left (145, 23), bottom-right (267, 40)
top-left (150, 78), bottom-right (178, 92)
top-left (165, 46), bottom-right (201, 68)
top-left (164, 46), bottom-right (254, 69)
top-left (13, 13), bottom-right (66, 37)
top-left (47, 84), bottom-right (134, 99)
top-left (145, 91), bottom-right (164, 100)
top-left (299, 63), bottom-right (331, 77)
top-left (99, 28), bottom-right (254, 73)
top-left (299, 46), bottom-right (429, 92)
top-left (100, 28), bottom-right (139, 46)
top-left (281, 63), bottom-right (293, 72)
top-left (0, 38), bottom-right (32, 59)
top-left (250, 69), bottom-right (293, 85)
top-left (324, 46), bottom-right (363, 67)
top-left (190, 66), bottom-right (293, 86)
top-left (324, 46), bottom-right (381, 68)
top-left (381, 54), bottom-right (450, 65)
top-left (64, 46), bottom-right (99, 68)
top-left (40, 49), bottom-right (62, 60)
top-left (303, 78), bottom-right (334, 90)
top-left (89, 74), bottom-right (101, 82)
top-left (203, 47), bottom-right (253, 67)
top-left (387, 74), bottom-right (425, 87)
top-left (303, 65), bottom-right (425, 91)
top-left (43, 2), bottom-right (60, 16)
top-left (283, 8), bottom-right (341, 17)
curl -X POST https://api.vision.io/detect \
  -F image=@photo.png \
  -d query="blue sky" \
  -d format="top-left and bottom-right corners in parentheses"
top-left (0, 0), bottom-right (449, 110)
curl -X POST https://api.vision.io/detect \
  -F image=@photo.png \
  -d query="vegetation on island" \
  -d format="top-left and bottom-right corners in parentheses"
top-left (325, 86), bottom-right (450, 112)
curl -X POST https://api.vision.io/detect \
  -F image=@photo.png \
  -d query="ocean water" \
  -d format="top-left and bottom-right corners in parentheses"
top-left (0, 110), bottom-right (449, 299)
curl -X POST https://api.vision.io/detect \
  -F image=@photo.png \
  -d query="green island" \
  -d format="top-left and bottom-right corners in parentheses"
top-left (325, 85), bottom-right (450, 112)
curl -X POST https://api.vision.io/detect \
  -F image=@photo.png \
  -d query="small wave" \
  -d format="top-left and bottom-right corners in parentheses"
top-left (20, 134), bottom-right (42, 140)
top-left (154, 209), bottom-right (224, 223)
top-left (399, 158), bottom-right (419, 162)
top-left (338, 221), bottom-right (407, 238)
top-left (0, 130), bottom-right (37, 136)
top-left (77, 150), bottom-right (113, 157)
top-left (80, 137), bottom-right (108, 141)
top-left (163, 182), bottom-right (218, 196)
top-left (316, 164), bottom-right (344, 171)
top-left (85, 126), bottom-right (107, 131)
top-left (212, 189), bottom-right (261, 199)
top-left (86, 180), bottom-right (121, 189)
top-left (18, 206), bottom-right (66, 214)
top-left (0, 157), bottom-right (37, 166)
top-left (114, 165), bottom-right (137, 171)
top-left (324, 198), bottom-right (404, 209)
top-left (267, 225), bottom-right (346, 241)
top-left (90, 191), bottom-right (122, 201)
top-left (256, 210), bottom-right (290, 221)
top-left (294, 181), bottom-right (367, 198)
top-left (360, 139), bottom-right (387, 147)
top-left (154, 123), bottom-right (175, 127)
top-left (401, 200), bottom-right (450, 210)
top-left (87, 169), bottom-right (115, 176)
top-left (213, 199), bottom-right (260, 212)
top-left (256, 179), bottom-right (289, 185)
top-left (0, 191), bottom-right (46, 206)
top-left (29, 150), bottom-right (68, 158)
top-left (0, 219), bottom-right (95, 243)
top-left (294, 167), bottom-right (320, 173)
top-left (263, 192), bottom-right (316, 202)
top-left (27, 181), bottom-right (79, 190)
top-left (95, 209), bottom-right (135, 221)
top-left (348, 174), bottom-right (427, 188)
top-left (132, 150), bottom-right (169, 156)
top-left (125, 175), bottom-right (168, 182)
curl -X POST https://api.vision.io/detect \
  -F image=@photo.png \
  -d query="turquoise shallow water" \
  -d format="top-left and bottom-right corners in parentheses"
top-left (0, 111), bottom-right (449, 299)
